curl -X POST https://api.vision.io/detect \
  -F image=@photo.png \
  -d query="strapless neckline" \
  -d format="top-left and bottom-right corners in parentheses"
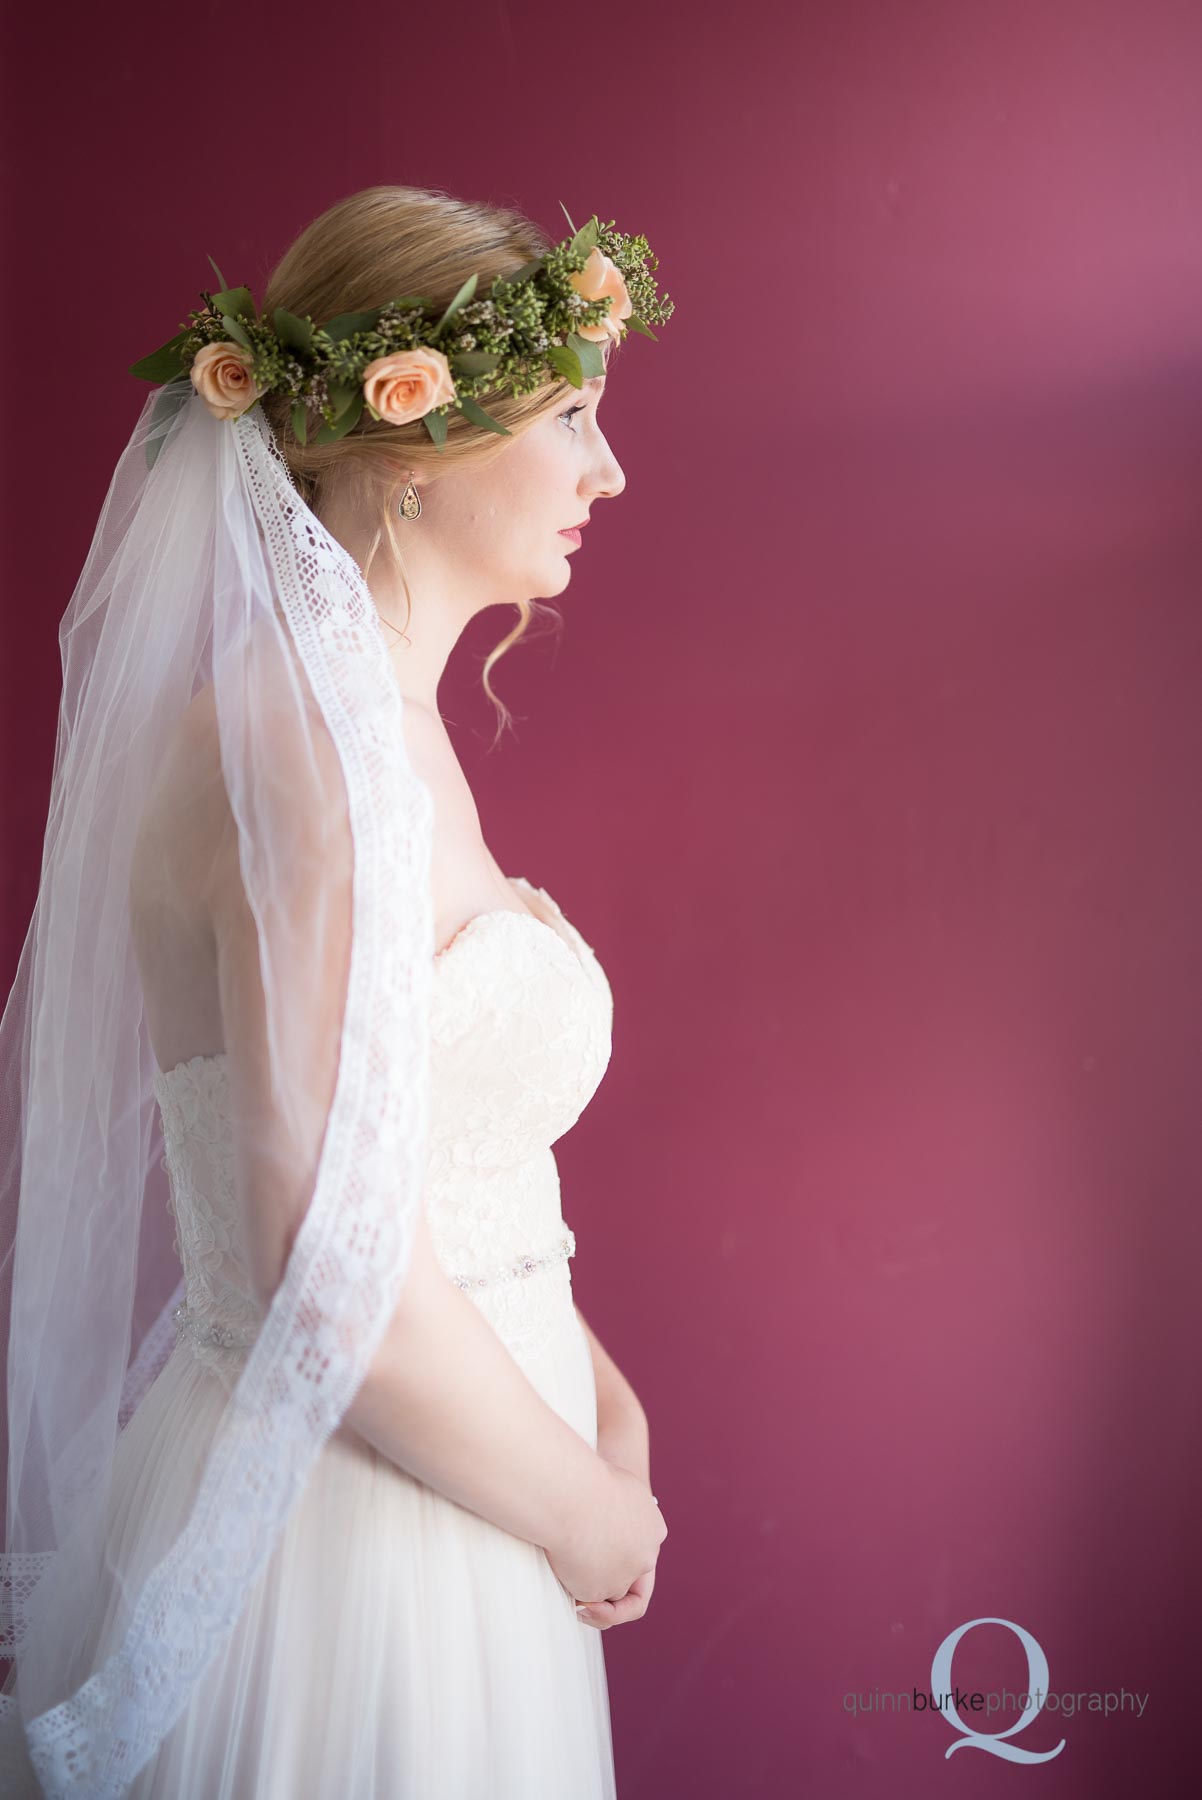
top-left (152, 875), bottom-right (603, 1089)
top-left (435, 875), bottom-right (580, 964)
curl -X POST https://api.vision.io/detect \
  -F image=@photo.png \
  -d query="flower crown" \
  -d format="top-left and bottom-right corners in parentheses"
top-left (131, 202), bottom-right (673, 464)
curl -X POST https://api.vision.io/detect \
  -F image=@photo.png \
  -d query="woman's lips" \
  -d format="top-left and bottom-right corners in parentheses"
top-left (558, 527), bottom-right (583, 547)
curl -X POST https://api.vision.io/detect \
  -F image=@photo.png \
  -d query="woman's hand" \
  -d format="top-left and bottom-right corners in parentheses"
top-left (575, 1562), bottom-right (657, 1630)
top-left (575, 1399), bottom-right (660, 1631)
top-left (545, 1459), bottom-right (665, 1607)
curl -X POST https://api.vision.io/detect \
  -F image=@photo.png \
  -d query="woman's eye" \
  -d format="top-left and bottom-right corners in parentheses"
top-left (560, 403), bottom-right (588, 432)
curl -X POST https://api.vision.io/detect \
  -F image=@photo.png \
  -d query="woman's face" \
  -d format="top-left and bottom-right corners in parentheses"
top-left (419, 348), bottom-right (627, 608)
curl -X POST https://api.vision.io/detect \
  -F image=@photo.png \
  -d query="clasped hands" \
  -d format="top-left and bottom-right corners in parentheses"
top-left (574, 1405), bottom-right (662, 1632)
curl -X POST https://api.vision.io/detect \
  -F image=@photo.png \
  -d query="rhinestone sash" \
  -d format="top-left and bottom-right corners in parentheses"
top-left (173, 1228), bottom-right (577, 1351)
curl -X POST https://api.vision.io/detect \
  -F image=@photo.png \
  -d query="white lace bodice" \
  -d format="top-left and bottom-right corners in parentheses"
top-left (151, 877), bottom-right (613, 1384)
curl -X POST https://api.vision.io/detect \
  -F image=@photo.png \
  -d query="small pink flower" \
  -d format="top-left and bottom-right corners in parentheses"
top-left (361, 347), bottom-right (457, 426)
top-left (570, 247), bottom-right (633, 344)
top-left (189, 341), bottom-right (262, 421)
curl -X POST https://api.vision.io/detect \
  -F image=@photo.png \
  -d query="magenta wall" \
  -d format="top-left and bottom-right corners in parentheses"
top-left (4, 2), bottom-right (1201, 1793)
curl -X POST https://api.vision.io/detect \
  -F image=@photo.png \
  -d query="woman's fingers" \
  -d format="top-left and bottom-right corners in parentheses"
top-left (576, 1567), bottom-right (656, 1630)
top-left (577, 1594), bottom-right (638, 1628)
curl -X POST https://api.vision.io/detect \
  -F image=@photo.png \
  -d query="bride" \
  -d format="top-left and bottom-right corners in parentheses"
top-left (0, 184), bottom-right (673, 1796)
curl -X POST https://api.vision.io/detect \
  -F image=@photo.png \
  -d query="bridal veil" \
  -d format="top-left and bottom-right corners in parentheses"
top-left (0, 378), bottom-right (434, 1794)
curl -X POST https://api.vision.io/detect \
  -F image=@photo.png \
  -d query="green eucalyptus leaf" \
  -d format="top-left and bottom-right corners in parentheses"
top-left (624, 314), bottom-right (658, 341)
top-left (322, 309), bottom-right (384, 342)
top-left (566, 333), bottom-right (606, 377)
top-left (314, 392), bottom-right (364, 443)
top-left (273, 308), bottom-right (314, 355)
top-left (338, 390), bottom-right (365, 433)
top-left (432, 273), bottom-right (478, 337)
top-left (558, 200), bottom-right (578, 236)
top-left (455, 394), bottom-right (511, 437)
top-left (326, 379), bottom-right (361, 420)
top-left (130, 331), bottom-right (191, 383)
top-left (388, 294), bottom-right (434, 311)
top-left (422, 408), bottom-right (448, 451)
top-left (210, 284), bottom-right (256, 321)
top-left (546, 344), bottom-right (584, 388)
top-left (206, 254), bottom-right (229, 293)
top-left (220, 314), bottom-right (253, 351)
top-left (568, 217), bottom-right (600, 259)
top-left (449, 351), bottom-right (503, 376)
top-left (292, 402), bottom-right (308, 445)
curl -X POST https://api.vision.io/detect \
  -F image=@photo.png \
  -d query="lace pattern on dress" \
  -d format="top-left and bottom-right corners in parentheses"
top-left (153, 882), bottom-right (613, 1387)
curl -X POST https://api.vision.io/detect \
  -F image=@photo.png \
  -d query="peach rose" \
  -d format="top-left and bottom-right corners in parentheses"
top-left (361, 347), bottom-right (457, 425)
top-left (189, 341), bottom-right (262, 421)
top-left (570, 247), bottom-right (633, 344)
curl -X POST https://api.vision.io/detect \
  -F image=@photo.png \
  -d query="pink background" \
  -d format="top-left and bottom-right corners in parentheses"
top-left (3, 1), bottom-right (1201, 1793)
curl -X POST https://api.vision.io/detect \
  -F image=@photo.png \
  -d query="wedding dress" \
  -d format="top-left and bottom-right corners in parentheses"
top-left (2, 876), bottom-right (617, 1798)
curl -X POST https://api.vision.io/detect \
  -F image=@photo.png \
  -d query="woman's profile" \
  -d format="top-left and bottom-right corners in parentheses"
top-left (0, 184), bottom-right (674, 1796)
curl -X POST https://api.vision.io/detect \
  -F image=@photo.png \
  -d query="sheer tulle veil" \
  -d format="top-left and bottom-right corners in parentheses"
top-left (0, 377), bottom-right (435, 1793)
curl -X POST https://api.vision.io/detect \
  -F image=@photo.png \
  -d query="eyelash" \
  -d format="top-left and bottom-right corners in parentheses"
top-left (560, 402), bottom-right (588, 432)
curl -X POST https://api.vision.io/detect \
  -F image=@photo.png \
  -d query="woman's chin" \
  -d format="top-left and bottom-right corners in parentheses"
top-left (539, 555), bottom-right (574, 597)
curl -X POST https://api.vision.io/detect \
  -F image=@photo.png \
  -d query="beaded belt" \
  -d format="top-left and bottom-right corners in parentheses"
top-left (173, 1228), bottom-right (577, 1351)
top-left (449, 1228), bottom-right (575, 1294)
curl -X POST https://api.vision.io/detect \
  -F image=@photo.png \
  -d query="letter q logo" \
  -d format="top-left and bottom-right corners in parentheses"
top-left (932, 1616), bottom-right (1066, 1764)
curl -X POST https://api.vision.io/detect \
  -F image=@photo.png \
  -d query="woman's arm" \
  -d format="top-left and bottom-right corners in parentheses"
top-left (576, 1304), bottom-right (651, 1487)
top-left (573, 1305), bottom-right (660, 1631)
top-left (208, 789), bottom-right (659, 1589)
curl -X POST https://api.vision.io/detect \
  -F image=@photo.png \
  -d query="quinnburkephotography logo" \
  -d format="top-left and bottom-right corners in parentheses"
top-left (842, 1615), bottom-right (1150, 1765)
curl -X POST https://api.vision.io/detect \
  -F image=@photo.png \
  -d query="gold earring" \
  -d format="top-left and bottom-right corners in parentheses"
top-left (398, 473), bottom-right (421, 521)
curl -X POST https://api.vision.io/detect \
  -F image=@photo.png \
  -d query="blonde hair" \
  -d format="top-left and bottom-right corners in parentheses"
top-left (259, 184), bottom-right (621, 746)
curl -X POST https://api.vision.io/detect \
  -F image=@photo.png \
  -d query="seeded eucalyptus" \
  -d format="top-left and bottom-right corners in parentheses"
top-left (131, 202), bottom-right (674, 457)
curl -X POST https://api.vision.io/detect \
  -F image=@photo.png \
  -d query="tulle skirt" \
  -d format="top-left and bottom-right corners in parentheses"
top-left (2, 1302), bottom-right (616, 1798)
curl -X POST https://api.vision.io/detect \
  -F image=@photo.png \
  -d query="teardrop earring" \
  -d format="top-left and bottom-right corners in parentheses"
top-left (397, 472), bottom-right (421, 521)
